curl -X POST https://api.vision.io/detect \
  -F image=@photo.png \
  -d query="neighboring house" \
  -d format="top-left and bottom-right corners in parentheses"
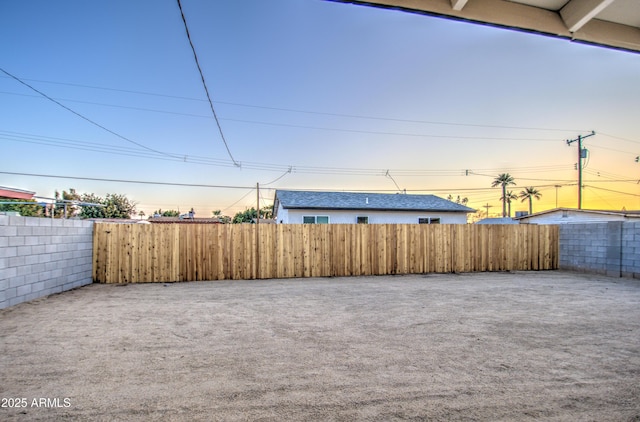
top-left (516, 208), bottom-right (640, 224)
top-left (0, 186), bottom-right (35, 200)
top-left (273, 190), bottom-right (474, 224)
top-left (475, 217), bottom-right (519, 225)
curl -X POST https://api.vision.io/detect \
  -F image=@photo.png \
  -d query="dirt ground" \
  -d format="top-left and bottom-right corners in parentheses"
top-left (1, 271), bottom-right (639, 421)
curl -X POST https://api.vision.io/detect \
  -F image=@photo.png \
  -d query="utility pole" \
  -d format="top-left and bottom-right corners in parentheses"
top-left (483, 203), bottom-right (493, 216)
top-left (566, 131), bottom-right (595, 209)
top-left (554, 185), bottom-right (561, 208)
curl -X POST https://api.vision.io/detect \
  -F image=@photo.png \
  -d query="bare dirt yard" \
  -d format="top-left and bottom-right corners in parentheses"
top-left (1, 271), bottom-right (639, 421)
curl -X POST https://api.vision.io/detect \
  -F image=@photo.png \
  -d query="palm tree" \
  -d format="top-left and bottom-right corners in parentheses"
top-left (502, 190), bottom-right (518, 218)
top-left (491, 173), bottom-right (516, 217)
top-left (138, 210), bottom-right (145, 220)
top-left (519, 187), bottom-right (542, 215)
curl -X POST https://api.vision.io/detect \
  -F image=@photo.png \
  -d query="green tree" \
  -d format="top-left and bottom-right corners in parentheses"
top-left (447, 195), bottom-right (469, 206)
top-left (78, 192), bottom-right (137, 219)
top-left (260, 205), bottom-right (273, 220)
top-left (233, 207), bottom-right (257, 224)
top-left (78, 193), bottom-right (106, 219)
top-left (232, 205), bottom-right (273, 223)
top-left (519, 187), bottom-right (542, 215)
top-left (502, 190), bottom-right (518, 218)
top-left (54, 188), bottom-right (81, 218)
top-left (103, 193), bottom-right (136, 218)
top-left (0, 198), bottom-right (43, 217)
top-left (153, 209), bottom-right (180, 217)
top-left (138, 210), bottom-right (146, 220)
top-left (491, 173), bottom-right (516, 217)
top-left (212, 209), bottom-right (232, 224)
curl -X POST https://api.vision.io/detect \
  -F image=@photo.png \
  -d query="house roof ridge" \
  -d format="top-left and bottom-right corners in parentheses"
top-left (274, 190), bottom-right (474, 213)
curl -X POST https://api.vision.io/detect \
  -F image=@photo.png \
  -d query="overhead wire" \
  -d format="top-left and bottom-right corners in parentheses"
top-left (0, 67), bottom-right (179, 159)
top-left (0, 75), bottom-right (586, 133)
top-left (2, 129), bottom-right (585, 177)
top-left (7, 169), bottom-right (614, 211)
top-left (176, 0), bottom-right (239, 167)
top-left (598, 132), bottom-right (640, 145)
top-left (0, 170), bottom-right (553, 194)
top-left (0, 171), bottom-right (254, 190)
top-left (0, 90), bottom-right (212, 119)
top-left (583, 185), bottom-right (640, 197)
top-left (221, 189), bottom-right (256, 214)
top-left (262, 167), bottom-right (292, 186)
top-left (220, 117), bottom-right (562, 142)
top-left (0, 91), bottom-right (566, 142)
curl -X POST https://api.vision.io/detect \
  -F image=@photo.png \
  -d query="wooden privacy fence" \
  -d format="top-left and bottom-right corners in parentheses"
top-left (93, 223), bottom-right (558, 283)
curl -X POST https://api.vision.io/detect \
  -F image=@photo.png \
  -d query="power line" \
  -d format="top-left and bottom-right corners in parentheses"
top-left (385, 170), bottom-right (403, 192)
top-left (0, 75), bottom-right (202, 101)
top-left (584, 185), bottom-right (640, 198)
top-left (0, 170), bottom-right (505, 193)
top-left (262, 168), bottom-right (292, 186)
top-left (2, 129), bottom-right (582, 177)
top-left (221, 189), bottom-right (256, 214)
top-left (3, 170), bottom-right (599, 209)
top-left (221, 117), bottom-right (562, 142)
top-left (598, 132), bottom-right (640, 145)
top-left (0, 130), bottom-right (238, 167)
top-left (0, 171), bottom-right (253, 190)
top-left (589, 144), bottom-right (638, 155)
top-left (0, 90), bottom-right (211, 119)
top-left (0, 91), bottom-right (566, 142)
top-left (176, 0), bottom-right (239, 167)
top-left (0, 75), bottom-right (588, 133)
top-left (0, 68), bottom-right (178, 160)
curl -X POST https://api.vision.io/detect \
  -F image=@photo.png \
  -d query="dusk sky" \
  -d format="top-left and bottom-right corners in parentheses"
top-left (2, 0), bottom-right (639, 218)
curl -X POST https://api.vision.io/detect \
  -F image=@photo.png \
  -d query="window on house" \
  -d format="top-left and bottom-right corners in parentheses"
top-left (303, 216), bottom-right (329, 224)
top-left (357, 216), bottom-right (369, 224)
top-left (419, 217), bottom-right (441, 224)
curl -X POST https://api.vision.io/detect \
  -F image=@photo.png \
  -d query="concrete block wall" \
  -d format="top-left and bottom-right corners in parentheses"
top-left (621, 221), bottom-right (640, 278)
top-left (0, 215), bottom-right (94, 309)
top-left (559, 221), bottom-right (640, 278)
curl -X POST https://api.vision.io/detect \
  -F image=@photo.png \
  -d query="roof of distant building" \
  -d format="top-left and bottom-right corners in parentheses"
top-left (147, 217), bottom-right (223, 224)
top-left (515, 208), bottom-right (640, 220)
top-left (87, 219), bottom-right (149, 224)
top-left (0, 186), bottom-right (36, 200)
top-left (274, 190), bottom-right (474, 213)
top-left (475, 217), bottom-right (519, 225)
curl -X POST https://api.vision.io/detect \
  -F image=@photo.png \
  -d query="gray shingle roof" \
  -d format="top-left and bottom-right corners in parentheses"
top-left (275, 190), bottom-right (474, 213)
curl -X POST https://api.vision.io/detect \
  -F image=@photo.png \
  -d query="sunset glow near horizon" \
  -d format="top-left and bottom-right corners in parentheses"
top-left (1, 0), bottom-right (639, 219)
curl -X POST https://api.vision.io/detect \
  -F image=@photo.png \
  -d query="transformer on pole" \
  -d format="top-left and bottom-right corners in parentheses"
top-left (566, 131), bottom-right (595, 209)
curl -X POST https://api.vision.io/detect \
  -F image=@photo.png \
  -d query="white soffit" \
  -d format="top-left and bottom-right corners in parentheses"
top-left (329, 0), bottom-right (640, 53)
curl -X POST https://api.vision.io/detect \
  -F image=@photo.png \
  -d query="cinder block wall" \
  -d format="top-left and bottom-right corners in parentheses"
top-left (621, 222), bottom-right (640, 278)
top-left (0, 215), bottom-right (94, 309)
top-left (559, 221), bottom-right (640, 278)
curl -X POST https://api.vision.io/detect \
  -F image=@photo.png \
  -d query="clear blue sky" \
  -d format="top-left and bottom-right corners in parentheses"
top-left (2, 0), bottom-right (639, 217)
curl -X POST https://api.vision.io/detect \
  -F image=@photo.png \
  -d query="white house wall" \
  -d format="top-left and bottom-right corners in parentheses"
top-left (276, 208), bottom-right (468, 224)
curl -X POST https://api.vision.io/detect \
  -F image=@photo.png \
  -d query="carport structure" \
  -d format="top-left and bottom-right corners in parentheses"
top-left (330, 0), bottom-right (640, 53)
